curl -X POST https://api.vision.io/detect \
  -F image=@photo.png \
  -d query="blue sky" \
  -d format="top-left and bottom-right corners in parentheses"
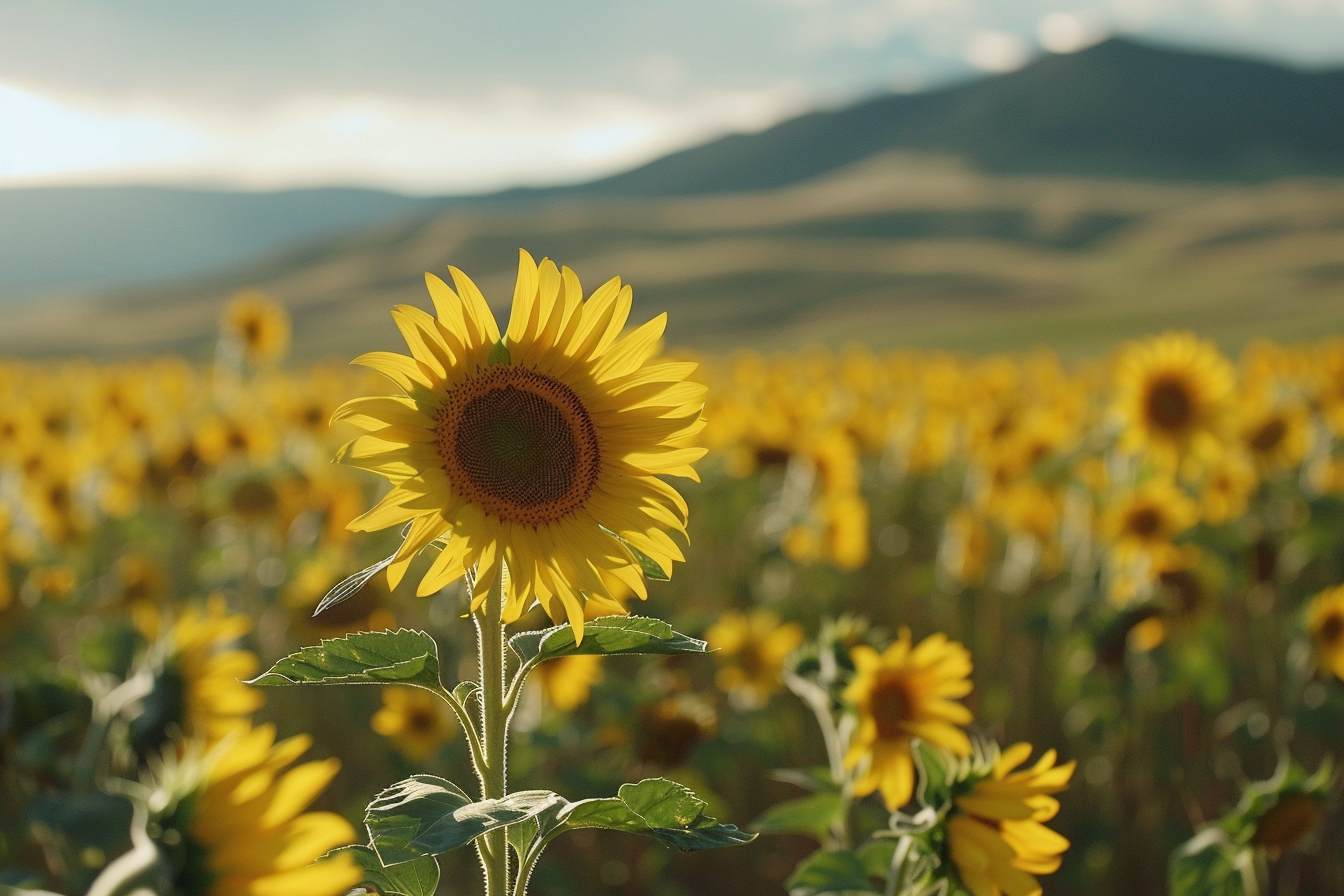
top-left (3, 0), bottom-right (1343, 193)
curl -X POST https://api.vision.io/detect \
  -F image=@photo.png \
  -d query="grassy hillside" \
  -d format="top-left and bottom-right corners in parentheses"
top-left (5, 153), bottom-right (1342, 360)
top-left (0, 185), bottom-right (435, 302)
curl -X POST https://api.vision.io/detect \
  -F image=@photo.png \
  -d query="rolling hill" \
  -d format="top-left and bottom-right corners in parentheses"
top-left (3, 38), bottom-right (1343, 359)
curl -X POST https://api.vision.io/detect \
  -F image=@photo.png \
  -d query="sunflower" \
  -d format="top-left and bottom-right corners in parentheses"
top-left (533, 654), bottom-right (604, 712)
top-left (371, 685), bottom-right (457, 760)
top-left (1307, 584), bottom-right (1344, 682)
top-left (946, 742), bottom-right (1075, 896)
top-left (1238, 401), bottom-right (1309, 475)
top-left (705, 609), bottom-right (804, 709)
top-left (158, 597), bottom-right (266, 744)
top-left (1114, 332), bottom-right (1234, 467)
top-left (1103, 479), bottom-right (1197, 561)
top-left (151, 723), bottom-right (361, 896)
top-left (222, 290), bottom-right (291, 365)
top-left (843, 629), bottom-right (974, 810)
top-left (334, 251), bottom-right (706, 636)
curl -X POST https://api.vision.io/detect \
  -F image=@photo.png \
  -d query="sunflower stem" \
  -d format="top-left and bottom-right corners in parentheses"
top-left (475, 572), bottom-right (510, 896)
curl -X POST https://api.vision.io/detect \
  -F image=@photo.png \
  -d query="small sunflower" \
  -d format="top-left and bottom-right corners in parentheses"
top-left (1238, 401), bottom-right (1309, 475)
top-left (1307, 584), bottom-right (1344, 682)
top-left (947, 742), bottom-right (1075, 896)
top-left (843, 629), bottom-right (974, 810)
top-left (1103, 479), bottom-right (1198, 560)
top-left (371, 685), bottom-right (457, 761)
top-left (160, 597), bottom-right (265, 744)
top-left (705, 609), bottom-right (804, 709)
top-left (1114, 332), bottom-right (1234, 466)
top-left (222, 290), bottom-right (291, 364)
top-left (533, 654), bottom-right (604, 712)
top-left (151, 723), bottom-right (360, 896)
top-left (334, 251), bottom-right (706, 636)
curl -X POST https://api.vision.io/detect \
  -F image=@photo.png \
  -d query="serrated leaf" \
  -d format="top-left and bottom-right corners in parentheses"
top-left (509, 616), bottom-right (705, 666)
top-left (315, 553), bottom-right (398, 616)
top-left (786, 849), bottom-right (881, 896)
top-left (557, 778), bottom-right (754, 852)
top-left (326, 844), bottom-right (439, 896)
top-left (365, 776), bottom-right (562, 865)
top-left (248, 629), bottom-right (444, 692)
top-left (750, 792), bottom-right (843, 840)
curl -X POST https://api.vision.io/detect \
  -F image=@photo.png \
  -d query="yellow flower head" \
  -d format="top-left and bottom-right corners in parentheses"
top-left (1103, 479), bottom-right (1197, 560)
top-left (947, 742), bottom-right (1075, 896)
top-left (222, 289), bottom-right (291, 364)
top-left (162, 597), bottom-right (266, 744)
top-left (1114, 332), bottom-right (1234, 467)
top-left (371, 686), bottom-right (457, 761)
top-left (334, 251), bottom-right (706, 638)
top-left (533, 654), bottom-right (604, 712)
top-left (1307, 584), bottom-right (1344, 682)
top-left (154, 723), bottom-right (360, 896)
top-left (706, 609), bottom-right (805, 709)
top-left (843, 629), bottom-right (974, 810)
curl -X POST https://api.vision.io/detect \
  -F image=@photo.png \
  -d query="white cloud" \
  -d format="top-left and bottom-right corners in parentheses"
top-left (966, 29), bottom-right (1031, 70)
top-left (0, 82), bottom-right (809, 194)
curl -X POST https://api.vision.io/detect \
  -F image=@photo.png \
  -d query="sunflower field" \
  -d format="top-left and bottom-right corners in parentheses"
top-left (2, 254), bottom-right (1342, 896)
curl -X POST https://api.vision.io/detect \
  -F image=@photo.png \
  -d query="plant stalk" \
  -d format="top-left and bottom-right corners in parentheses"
top-left (476, 572), bottom-right (510, 896)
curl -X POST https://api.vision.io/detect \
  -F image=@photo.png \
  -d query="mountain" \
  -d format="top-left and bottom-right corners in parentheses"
top-left (0, 185), bottom-right (436, 302)
top-left (4, 38), bottom-right (1344, 358)
top-left (506, 38), bottom-right (1344, 196)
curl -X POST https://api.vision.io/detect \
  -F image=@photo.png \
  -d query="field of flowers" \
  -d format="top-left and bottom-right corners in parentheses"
top-left (1, 259), bottom-right (1342, 896)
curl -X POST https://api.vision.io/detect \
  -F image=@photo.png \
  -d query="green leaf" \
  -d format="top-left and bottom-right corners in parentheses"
top-left (912, 740), bottom-right (951, 810)
top-left (327, 844), bottom-right (439, 896)
top-left (621, 538), bottom-right (671, 581)
top-left (488, 340), bottom-right (511, 366)
top-left (750, 792), bottom-right (843, 840)
top-left (1168, 829), bottom-right (1255, 896)
top-left (509, 616), bottom-right (705, 666)
top-left (451, 680), bottom-right (479, 711)
top-left (314, 553), bottom-right (398, 616)
top-left (365, 776), bottom-right (562, 865)
top-left (856, 840), bottom-right (899, 880)
top-left (557, 778), bottom-right (754, 852)
top-left (248, 630), bottom-right (444, 693)
top-left (786, 849), bottom-right (880, 896)
top-left (507, 816), bottom-right (538, 863)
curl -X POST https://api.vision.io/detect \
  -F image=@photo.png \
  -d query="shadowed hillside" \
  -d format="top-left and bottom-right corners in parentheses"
top-left (5, 154), bottom-right (1343, 360)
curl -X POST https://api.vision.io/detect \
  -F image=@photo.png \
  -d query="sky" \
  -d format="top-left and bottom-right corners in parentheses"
top-left (2, 0), bottom-right (1344, 195)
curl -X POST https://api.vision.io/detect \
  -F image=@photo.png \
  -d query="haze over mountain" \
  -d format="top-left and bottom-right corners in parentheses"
top-left (3, 37), bottom-right (1343, 357)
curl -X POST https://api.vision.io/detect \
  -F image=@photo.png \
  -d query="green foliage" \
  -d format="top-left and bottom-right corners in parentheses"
top-left (248, 629), bottom-right (445, 694)
top-left (508, 616), bottom-right (705, 666)
top-left (364, 776), bottom-right (560, 865)
top-left (786, 850), bottom-right (880, 896)
top-left (750, 792), bottom-right (844, 840)
top-left (551, 778), bottom-right (755, 852)
top-left (328, 844), bottom-right (439, 896)
top-left (312, 553), bottom-right (398, 616)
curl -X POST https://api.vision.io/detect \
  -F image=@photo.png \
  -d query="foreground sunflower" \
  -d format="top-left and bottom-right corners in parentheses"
top-left (843, 629), bottom-right (974, 810)
top-left (149, 723), bottom-right (360, 896)
top-left (946, 742), bottom-right (1075, 896)
top-left (334, 251), bottom-right (705, 635)
top-left (1114, 332), bottom-right (1234, 467)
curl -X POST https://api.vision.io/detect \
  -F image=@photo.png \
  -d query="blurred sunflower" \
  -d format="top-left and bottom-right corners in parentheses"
top-left (1115, 332), bottom-right (1233, 467)
top-left (222, 290), bottom-right (291, 365)
top-left (946, 742), bottom-right (1075, 896)
top-left (334, 250), bottom-right (705, 635)
top-left (533, 654), bottom-right (604, 712)
top-left (1103, 479), bottom-right (1197, 560)
top-left (1200, 449), bottom-right (1258, 526)
top-left (1239, 401), bottom-right (1309, 475)
top-left (705, 609), bottom-right (804, 709)
top-left (843, 629), bottom-right (974, 810)
top-left (153, 598), bottom-right (265, 744)
top-left (1307, 584), bottom-right (1344, 681)
top-left (371, 686), bottom-right (457, 760)
top-left (150, 723), bottom-right (360, 896)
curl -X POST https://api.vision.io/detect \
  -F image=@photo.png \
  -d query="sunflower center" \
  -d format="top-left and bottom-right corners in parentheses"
top-left (1124, 505), bottom-right (1165, 539)
top-left (436, 364), bottom-right (600, 526)
top-left (1249, 416), bottom-right (1288, 454)
top-left (1145, 376), bottom-right (1195, 433)
top-left (1320, 611), bottom-right (1344, 647)
top-left (870, 676), bottom-right (914, 739)
top-left (1252, 793), bottom-right (1322, 855)
top-left (407, 706), bottom-right (439, 735)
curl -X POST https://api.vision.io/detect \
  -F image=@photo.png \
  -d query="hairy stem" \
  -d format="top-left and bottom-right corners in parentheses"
top-left (476, 573), bottom-right (510, 896)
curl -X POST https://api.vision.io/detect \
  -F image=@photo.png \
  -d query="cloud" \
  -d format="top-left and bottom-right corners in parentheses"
top-left (0, 81), bottom-right (809, 194)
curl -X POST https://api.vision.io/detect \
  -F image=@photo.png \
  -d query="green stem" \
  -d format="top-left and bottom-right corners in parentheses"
top-left (512, 843), bottom-right (544, 896)
top-left (476, 572), bottom-right (510, 896)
